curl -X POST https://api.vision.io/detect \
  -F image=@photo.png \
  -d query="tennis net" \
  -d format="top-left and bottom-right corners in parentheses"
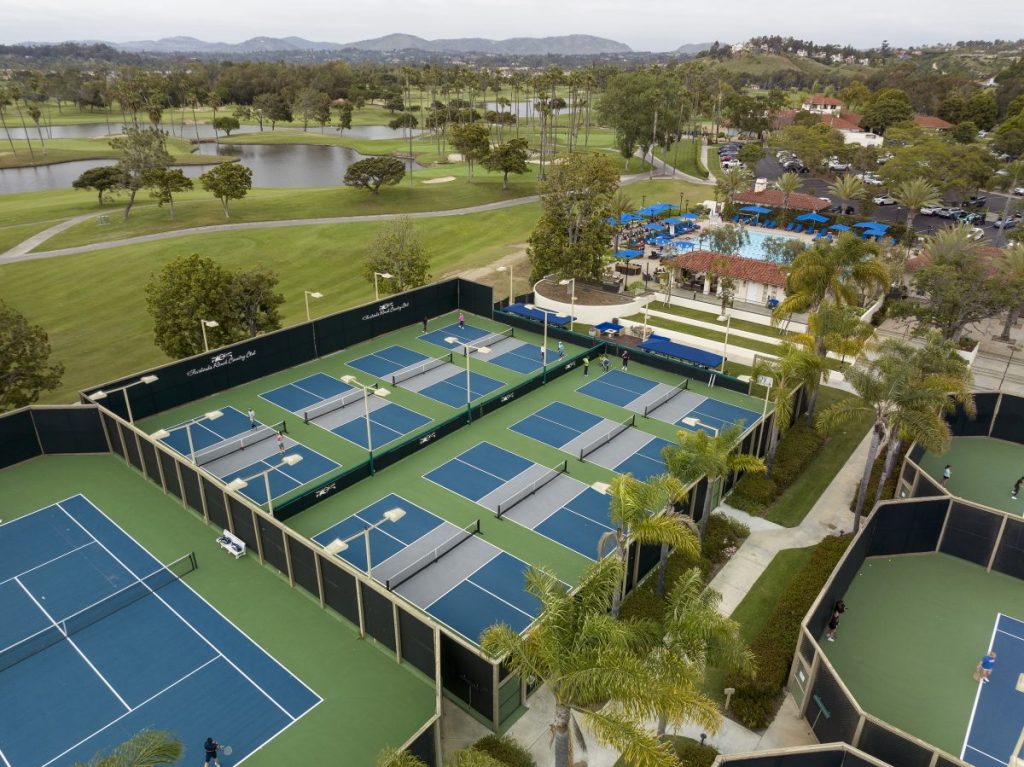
top-left (385, 520), bottom-right (480, 591)
top-left (0, 552), bottom-right (196, 673)
top-left (194, 421), bottom-right (287, 467)
top-left (462, 328), bottom-right (514, 355)
top-left (579, 415), bottom-right (635, 461)
top-left (391, 353), bottom-right (453, 386)
top-left (496, 460), bottom-right (568, 518)
top-left (643, 380), bottom-right (689, 417)
top-left (304, 389), bottom-right (363, 424)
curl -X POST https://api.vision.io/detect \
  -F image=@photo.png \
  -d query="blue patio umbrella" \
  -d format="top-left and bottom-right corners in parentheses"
top-left (646, 222), bottom-right (666, 231)
top-left (854, 221), bottom-right (889, 231)
top-left (796, 212), bottom-right (828, 223)
top-left (680, 212), bottom-right (699, 219)
top-left (739, 205), bottom-right (772, 214)
top-left (614, 249), bottom-right (644, 260)
top-left (829, 224), bottom-right (851, 231)
top-left (607, 213), bottom-right (642, 226)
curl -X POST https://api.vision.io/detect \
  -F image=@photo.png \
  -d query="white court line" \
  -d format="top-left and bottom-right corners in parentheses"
top-left (14, 575), bottom-right (131, 712)
top-left (422, 548), bottom-right (501, 610)
top-left (57, 503), bottom-right (297, 722)
top-left (963, 744), bottom-right (1008, 766)
top-left (0, 744), bottom-right (12, 767)
top-left (962, 614), bottom-right (1004, 760)
top-left (39, 656), bottom-right (220, 767)
top-left (997, 628), bottom-right (1024, 643)
top-left (0, 540), bottom-right (97, 588)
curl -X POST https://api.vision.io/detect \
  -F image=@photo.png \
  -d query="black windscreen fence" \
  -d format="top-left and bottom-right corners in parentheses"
top-left (138, 439), bottom-right (162, 484)
top-left (361, 584), bottom-right (397, 651)
top-left (946, 392), bottom-right (997, 437)
top-left (993, 517), bottom-right (1024, 580)
top-left (913, 473), bottom-right (943, 499)
top-left (808, 663), bottom-right (860, 745)
top-left (857, 719), bottom-right (935, 767)
top-left (633, 543), bottom-right (661, 590)
top-left (228, 498), bottom-right (258, 550)
top-left (441, 633), bottom-right (493, 721)
top-left (319, 556), bottom-right (359, 625)
top-left (407, 723), bottom-right (438, 767)
top-left (119, 424), bottom-right (142, 471)
top-left (0, 408), bottom-right (41, 470)
top-left (939, 502), bottom-right (1001, 566)
top-left (373, 412), bottom-right (466, 475)
top-left (179, 465), bottom-right (203, 517)
top-left (991, 392), bottom-right (1024, 444)
top-left (33, 407), bottom-right (108, 454)
top-left (398, 607), bottom-right (436, 678)
top-left (457, 279), bottom-right (494, 317)
top-left (901, 459), bottom-right (917, 486)
top-left (867, 500), bottom-right (948, 556)
top-left (275, 461), bottom-right (373, 520)
top-left (158, 451), bottom-right (182, 500)
top-left (102, 412), bottom-right (124, 459)
top-left (202, 477), bottom-right (229, 529)
top-left (691, 478), bottom-right (709, 524)
top-left (715, 752), bottom-right (844, 767)
top-left (256, 517), bottom-right (289, 575)
top-left (287, 536), bottom-right (321, 600)
top-left (810, 533), bottom-right (867, 639)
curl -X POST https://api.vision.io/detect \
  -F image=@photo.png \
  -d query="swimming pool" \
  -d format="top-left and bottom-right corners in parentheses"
top-left (676, 229), bottom-right (805, 262)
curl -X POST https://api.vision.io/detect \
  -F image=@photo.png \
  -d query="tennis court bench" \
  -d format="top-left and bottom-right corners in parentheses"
top-left (216, 530), bottom-right (246, 559)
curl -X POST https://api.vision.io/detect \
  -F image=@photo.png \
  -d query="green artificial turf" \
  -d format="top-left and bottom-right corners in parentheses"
top-left (916, 436), bottom-right (1024, 516)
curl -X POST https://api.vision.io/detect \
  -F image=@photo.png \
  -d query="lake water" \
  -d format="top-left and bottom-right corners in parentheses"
top-left (1, 122), bottom-right (419, 141)
top-left (0, 140), bottom-right (424, 194)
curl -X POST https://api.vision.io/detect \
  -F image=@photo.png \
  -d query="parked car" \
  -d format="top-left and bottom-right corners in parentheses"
top-left (964, 195), bottom-right (987, 208)
top-left (828, 160), bottom-right (852, 172)
top-left (876, 152), bottom-right (894, 164)
top-left (1014, 187), bottom-right (1024, 196)
top-left (958, 211), bottom-right (986, 225)
top-left (718, 144), bottom-right (740, 155)
top-left (828, 204), bottom-right (855, 214)
top-left (856, 172), bottom-right (884, 186)
top-left (993, 218), bottom-right (1018, 229)
top-left (968, 227), bottom-right (985, 241)
top-left (936, 207), bottom-right (965, 219)
top-left (721, 159), bottom-right (744, 169)
top-left (783, 161), bottom-right (809, 173)
top-left (920, 204), bottom-right (943, 216)
top-left (873, 195), bottom-right (897, 206)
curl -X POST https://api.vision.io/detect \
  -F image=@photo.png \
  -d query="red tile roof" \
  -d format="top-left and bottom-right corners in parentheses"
top-left (820, 112), bottom-right (864, 132)
top-left (912, 114), bottom-right (952, 130)
top-left (665, 250), bottom-right (787, 288)
top-left (805, 95), bottom-right (845, 107)
top-left (733, 189), bottom-right (829, 212)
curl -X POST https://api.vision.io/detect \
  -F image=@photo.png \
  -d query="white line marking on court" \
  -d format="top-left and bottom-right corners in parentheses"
top-left (233, 696), bottom-right (327, 766)
top-left (14, 575), bottom-right (132, 711)
top-left (0, 540), bottom-right (98, 587)
top-left (468, 579), bottom-right (536, 621)
top-left (997, 628), bottom-right (1024, 643)
top-left (963, 744), bottom-right (1008, 766)
top-left (39, 656), bottom-right (220, 767)
top-left (0, 744), bottom-right (12, 767)
top-left (962, 614), bottom-right (1002, 760)
top-left (423, 549), bottom-right (502, 610)
top-left (57, 502), bottom-right (302, 721)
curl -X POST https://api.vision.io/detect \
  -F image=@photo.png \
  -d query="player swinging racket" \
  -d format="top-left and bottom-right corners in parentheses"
top-left (203, 738), bottom-right (232, 765)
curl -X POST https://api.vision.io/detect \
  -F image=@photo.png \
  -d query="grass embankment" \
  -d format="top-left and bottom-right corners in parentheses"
top-left (653, 139), bottom-right (706, 179)
top-left (647, 301), bottom-right (794, 339)
top-left (0, 136), bottom-right (226, 169)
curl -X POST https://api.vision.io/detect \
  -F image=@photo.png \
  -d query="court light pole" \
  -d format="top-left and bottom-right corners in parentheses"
top-left (304, 290), bottom-right (323, 321)
top-left (373, 272), bottom-right (393, 301)
top-left (340, 375), bottom-right (390, 475)
top-left (496, 265), bottom-right (514, 307)
top-left (558, 278), bottom-right (576, 331)
top-left (322, 507), bottom-right (406, 579)
top-left (86, 374), bottom-right (158, 424)
top-left (445, 337), bottom-right (490, 423)
top-left (225, 453), bottom-right (303, 516)
top-left (151, 409), bottom-right (224, 464)
top-left (717, 310), bottom-right (731, 373)
top-left (682, 416), bottom-right (719, 437)
top-left (200, 319), bottom-right (219, 352)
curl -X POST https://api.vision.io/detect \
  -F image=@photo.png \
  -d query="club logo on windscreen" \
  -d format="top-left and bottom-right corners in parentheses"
top-left (500, 392), bottom-right (515, 404)
top-left (362, 300), bottom-right (410, 321)
top-left (186, 349), bottom-right (257, 377)
top-left (419, 431), bottom-right (437, 445)
top-left (315, 483), bottom-right (337, 499)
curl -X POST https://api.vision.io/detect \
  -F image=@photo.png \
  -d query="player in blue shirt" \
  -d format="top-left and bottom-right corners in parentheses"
top-left (977, 650), bottom-right (996, 684)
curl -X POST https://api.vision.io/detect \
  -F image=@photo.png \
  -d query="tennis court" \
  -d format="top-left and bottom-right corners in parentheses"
top-left (155, 406), bottom-right (339, 505)
top-left (435, 325), bottom-right (556, 374)
top-left (424, 442), bottom-right (615, 560)
top-left (510, 402), bottom-right (672, 481)
top-left (578, 370), bottom-right (759, 435)
top-left (260, 372), bottom-right (431, 451)
top-left (962, 614), bottom-right (1024, 767)
top-left (0, 495), bottom-right (320, 767)
top-left (313, 494), bottom-right (543, 643)
top-left (917, 437), bottom-right (1024, 516)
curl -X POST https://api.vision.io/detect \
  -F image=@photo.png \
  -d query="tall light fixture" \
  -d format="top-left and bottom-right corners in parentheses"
top-left (340, 375), bottom-right (390, 474)
top-left (373, 272), bottom-right (393, 301)
top-left (151, 409), bottom-right (224, 464)
top-left (86, 374), bottom-right (158, 423)
top-left (445, 337), bottom-right (490, 422)
top-left (558, 278), bottom-right (576, 331)
top-left (225, 453), bottom-right (303, 516)
top-left (200, 319), bottom-right (219, 352)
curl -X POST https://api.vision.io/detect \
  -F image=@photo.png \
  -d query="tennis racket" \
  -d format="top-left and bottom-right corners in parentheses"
top-left (220, 745), bottom-right (233, 756)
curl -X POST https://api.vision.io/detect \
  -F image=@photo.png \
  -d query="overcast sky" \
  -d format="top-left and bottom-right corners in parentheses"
top-left (2, 0), bottom-right (1019, 52)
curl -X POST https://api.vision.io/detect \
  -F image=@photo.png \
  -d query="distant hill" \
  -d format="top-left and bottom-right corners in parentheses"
top-left (101, 34), bottom-right (632, 56)
top-left (674, 42), bottom-right (714, 55)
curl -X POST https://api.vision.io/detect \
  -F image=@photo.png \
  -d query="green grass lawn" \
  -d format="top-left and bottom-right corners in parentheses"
top-left (653, 140), bottom-right (705, 178)
top-left (761, 386), bottom-right (872, 527)
top-left (0, 136), bottom-right (227, 169)
top-left (702, 545), bottom-right (816, 701)
top-left (706, 149), bottom-right (723, 180)
top-left (647, 301), bottom-right (793, 339)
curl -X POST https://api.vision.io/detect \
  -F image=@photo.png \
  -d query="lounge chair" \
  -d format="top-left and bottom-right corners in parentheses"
top-left (785, 223), bottom-right (794, 231)
top-left (806, 228), bottom-right (816, 236)
top-left (768, 220), bottom-right (777, 229)
top-left (889, 237), bottom-right (899, 246)
top-left (794, 224), bottom-right (805, 233)
top-left (731, 215), bottom-right (740, 223)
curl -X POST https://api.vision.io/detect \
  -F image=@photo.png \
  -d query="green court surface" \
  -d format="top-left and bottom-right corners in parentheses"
top-left (917, 437), bottom-right (1024, 515)
top-left (0, 454), bottom-right (436, 766)
top-left (822, 553), bottom-right (1024, 755)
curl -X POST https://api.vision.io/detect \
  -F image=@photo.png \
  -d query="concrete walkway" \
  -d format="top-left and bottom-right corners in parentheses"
top-left (1, 213), bottom-right (98, 259)
top-left (638, 147), bottom-right (714, 186)
top-left (700, 140), bottom-right (715, 182)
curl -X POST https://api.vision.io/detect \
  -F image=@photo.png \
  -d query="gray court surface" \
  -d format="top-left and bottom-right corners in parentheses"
top-left (634, 386), bottom-right (706, 424)
top-left (450, 331), bottom-right (520, 358)
top-left (562, 419), bottom-right (635, 463)
top-left (583, 428), bottom-right (661, 472)
top-left (495, 474), bottom-right (590, 529)
top-left (393, 360), bottom-right (464, 393)
top-left (202, 432), bottom-right (299, 477)
top-left (392, 535), bottom-right (496, 607)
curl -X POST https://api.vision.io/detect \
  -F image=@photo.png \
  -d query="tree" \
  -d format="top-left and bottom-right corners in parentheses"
top-left (769, 123), bottom-right (843, 172)
top-left (481, 557), bottom-right (718, 767)
top-left (604, 473), bottom-right (698, 616)
top-left (480, 137), bottom-right (529, 189)
top-left (716, 166), bottom-right (749, 204)
top-left (891, 177), bottom-right (940, 252)
top-left (776, 172), bottom-right (802, 212)
top-left (146, 168), bottom-right (193, 219)
top-left (705, 224), bottom-right (750, 256)
top-left (963, 91), bottom-right (998, 131)
top-left (335, 101), bottom-right (353, 134)
top-left (363, 217), bottom-right (431, 294)
top-left (840, 81), bottom-right (871, 112)
top-left (527, 152), bottom-right (619, 282)
top-left (450, 122), bottom-right (491, 182)
top-left (751, 342), bottom-right (816, 473)
top-left (230, 266), bottom-right (285, 337)
top-left (828, 174), bottom-right (865, 215)
top-left (998, 244), bottom-right (1024, 342)
top-left (212, 116), bottom-right (240, 137)
top-left (0, 300), bottom-right (64, 412)
top-left (343, 156), bottom-right (406, 194)
top-left (738, 142), bottom-right (763, 170)
top-left (388, 112), bottom-right (420, 184)
top-left (73, 729), bottom-right (182, 767)
top-left (663, 424), bottom-right (766, 540)
top-left (950, 121), bottom-right (978, 144)
top-left (145, 254), bottom-right (238, 358)
top-left (775, 233), bottom-right (889, 316)
top-left (993, 112), bottom-right (1024, 159)
top-left (110, 126), bottom-right (173, 219)
top-left (861, 88), bottom-right (914, 134)
top-left (72, 165), bottom-right (123, 206)
top-left (252, 92), bottom-right (292, 130)
top-left (199, 163), bottom-right (253, 217)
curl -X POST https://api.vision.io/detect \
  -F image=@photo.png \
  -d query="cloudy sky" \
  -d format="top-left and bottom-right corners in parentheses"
top-left (2, 0), bottom-right (1018, 51)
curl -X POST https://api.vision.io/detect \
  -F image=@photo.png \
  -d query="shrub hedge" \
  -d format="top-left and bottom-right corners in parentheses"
top-left (613, 735), bottom-right (718, 767)
top-left (726, 534), bottom-right (851, 729)
top-left (850, 442), bottom-right (909, 513)
top-left (472, 735), bottom-right (535, 767)
top-left (730, 424), bottom-right (825, 513)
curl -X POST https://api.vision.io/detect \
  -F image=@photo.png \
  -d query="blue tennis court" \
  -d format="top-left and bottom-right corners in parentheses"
top-left (578, 369), bottom-right (659, 407)
top-left (157, 405), bottom-right (254, 457)
top-left (614, 437), bottom-right (673, 481)
top-left (0, 496), bottom-right (320, 767)
top-left (962, 613), bottom-right (1024, 767)
top-left (347, 345), bottom-right (429, 379)
top-left (679, 398), bottom-right (759, 436)
top-left (425, 443), bottom-right (615, 560)
top-left (418, 371), bottom-right (504, 408)
top-left (260, 371), bottom-right (354, 412)
top-left (218, 444), bottom-right (339, 504)
top-left (488, 341), bottom-right (557, 374)
top-left (314, 494), bottom-right (544, 642)
top-left (510, 402), bottom-right (601, 448)
top-left (419, 322), bottom-right (491, 351)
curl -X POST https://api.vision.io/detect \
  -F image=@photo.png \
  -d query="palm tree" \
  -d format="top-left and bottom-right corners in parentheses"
top-left (998, 244), bottom-right (1024, 342)
top-left (827, 174), bottom-right (865, 216)
top-left (652, 568), bottom-right (756, 737)
top-left (481, 558), bottom-right (711, 767)
top-left (74, 729), bottom-right (182, 767)
top-left (891, 177), bottom-right (941, 254)
top-left (776, 171), bottom-right (802, 214)
top-left (716, 166), bottom-right (747, 204)
top-left (604, 473), bottom-right (699, 616)
top-left (794, 303), bottom-right (873, 420)
top-left (0, 86), bottom-right (18, 158)
top-left (751, 342), bottom-right (815, 473)
top-left (817, 339), bottom-right (956, 531)
top-left (609, 190), bottom-right (634, 254)
top-left (376, 748), bottom-right (426, 767)
top-left (662, 424), bottom-right (766, 540)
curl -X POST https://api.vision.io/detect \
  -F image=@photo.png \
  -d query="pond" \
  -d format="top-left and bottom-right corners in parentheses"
top-left (0, 142), bottom-right (423, 195)
top-left (1, 122), bottom-right (419, 141)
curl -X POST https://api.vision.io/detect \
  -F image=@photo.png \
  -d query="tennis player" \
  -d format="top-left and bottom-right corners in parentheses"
top-left (203, 737), bottom-right (221, 766)
top-left (978, 650), bottom-right (996, 684)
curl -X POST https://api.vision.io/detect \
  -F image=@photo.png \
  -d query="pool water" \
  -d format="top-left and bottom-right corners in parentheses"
top-left (679, 229), bottom-right (804, 262)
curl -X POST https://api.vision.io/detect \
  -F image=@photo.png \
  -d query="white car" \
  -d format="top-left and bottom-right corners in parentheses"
top-left (857, 172), bottom-right (884, 186)
top-left (920, 205), bottom-right (943, 216)
top-left (1015, 187), bottom-right (1024, 196)
top-left (873, 195), bottom-right (897, 206)
top-left (968, 227), bottom-right (985, 241)
top-left (721, 159), bottom-right (744, 169)
top-left (828, 159), bottom-right (851, 171)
